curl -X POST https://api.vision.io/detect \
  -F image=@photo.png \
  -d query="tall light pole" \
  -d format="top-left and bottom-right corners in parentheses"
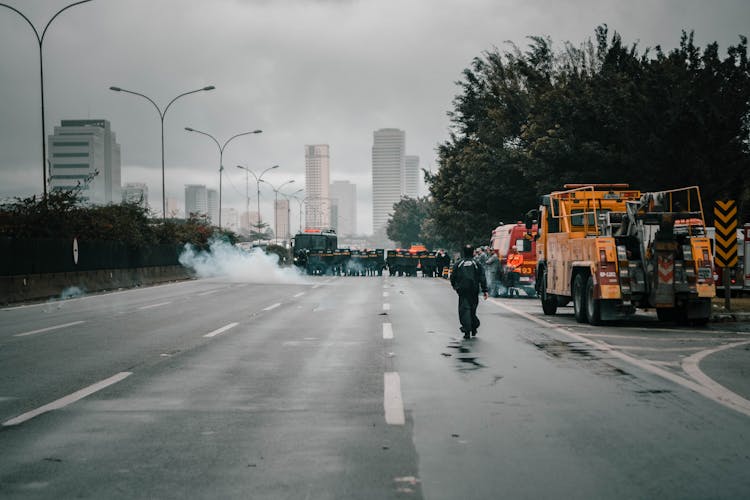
top-left (236, 164), bottom-right (278, 242)
top-left (109, 85), bottom-right (215, 221)
top-left (282, 189), bottom-right (304, 240)
top-left (1, 0), bottom-right (94, 198)
top-left (261, 179), bottom-right (295, 245)
top-left (184, 127), bottom-right (262, 228)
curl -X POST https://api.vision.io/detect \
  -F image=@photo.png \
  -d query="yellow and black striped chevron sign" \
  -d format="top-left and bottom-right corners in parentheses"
top-left (713, 200), bottom-right (738, 268)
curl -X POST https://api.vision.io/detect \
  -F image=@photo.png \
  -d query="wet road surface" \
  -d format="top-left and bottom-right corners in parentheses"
top-left (1, 274), bottom-right (749, 498)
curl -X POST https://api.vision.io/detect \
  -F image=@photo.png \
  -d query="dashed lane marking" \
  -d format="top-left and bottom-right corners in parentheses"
top-left (197, 289), bottom-right (220, 296)
top-left (204, 322), bottom-right (239, 338)
top-left (491, 300), bottom-right (750, 418)
top-left (384, 372), bottom-right (405, 425)
top-left (383, 323), bottom-right (394, 340)
top-left (293, 292), bottom-right (305, 298)
top-left (383, 292), bottom-right (389, 298)
top-left (138, 301), bottom-right (172, 310)
top-left (14, 320), bottom-right (86, 337)
top-left (263, 303), bottom-right (281, 311)
top-left (3, 372), bottom-right (132, 427)
top-left (383, 303), bottom-right (390, 311)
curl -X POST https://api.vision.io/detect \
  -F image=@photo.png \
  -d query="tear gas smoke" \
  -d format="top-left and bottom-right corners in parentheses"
top-left (179, 240), bottom-right (307, 284)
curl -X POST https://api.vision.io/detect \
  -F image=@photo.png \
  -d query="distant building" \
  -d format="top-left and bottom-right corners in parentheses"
top-left (403, 155), bottom-right (420, 198)
top-left (305, 144), bottom-right (330, 229)
top-left (330, 180), bottom-right (357, 236)
top-left (185, 185), bottom-right (208, 219)
top-left (207, 189), bottom-right (218, 225)
top-left (240, 211), bottom-right (260, 234)
top-left (47, 119), bottom-right (121, 204)
top-left (166, 197), bottom-right (182, 218)
top-left (274, 198), bottom-right (290, 243)
top-left (122, 182), bottom-right (148, 208)
top-left (372, 128), bottom-right (405, 232)
top-left (224, 208), bottom-right (240, 233)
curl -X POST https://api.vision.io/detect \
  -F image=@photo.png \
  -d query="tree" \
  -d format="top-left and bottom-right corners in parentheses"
top-left (386, 197), bottom-right (430, 248)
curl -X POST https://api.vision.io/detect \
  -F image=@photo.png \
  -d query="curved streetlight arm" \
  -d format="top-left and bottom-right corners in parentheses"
top-left (163, 86), bottom-right (214, 117)
top-left (0, 1), bottom-right (93, 44)
top-left (110, 86), bottom-right (162, 117)
top-left (41, 0), bottom-right (94, 42)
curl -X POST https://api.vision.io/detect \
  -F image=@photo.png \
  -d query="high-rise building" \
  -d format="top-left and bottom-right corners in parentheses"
top-left (305, 144), bottom-right (330, 229)
top-left (207, 189), bottom-right (218, 225)
top-left (274, 198), bottom-right (290, 243)
top-left (185, 184), bottom-right (208, 219)
top-left (48, 119), bottom-right (121, 204)
top-left (330, 180), bottom-right (357, 236)
top-left (404, 155), bottom-right (420, 198)
top-left (371, 128), bottom-right (405, 232)
top-left (122, 182), bottom-right (148, 208)
top-left (224, 208), bottom-right (240, 233)
top-left (166, 197), bottom-right (182, 218)
top-left (240, 211), bottom-right (260, 234)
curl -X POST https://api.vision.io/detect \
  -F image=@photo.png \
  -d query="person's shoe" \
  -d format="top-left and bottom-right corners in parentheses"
top-left (463, 334), bottom-right (470, 340)
top-left (471, 329), bottom-right (478, 336)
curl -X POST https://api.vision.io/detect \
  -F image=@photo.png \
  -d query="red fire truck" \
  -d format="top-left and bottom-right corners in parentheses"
top-left (490, 222), bottom-right (538, 297)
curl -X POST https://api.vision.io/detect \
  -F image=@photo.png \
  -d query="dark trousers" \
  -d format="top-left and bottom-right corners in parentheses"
top-left (457, 292), bottom-right (480, 333)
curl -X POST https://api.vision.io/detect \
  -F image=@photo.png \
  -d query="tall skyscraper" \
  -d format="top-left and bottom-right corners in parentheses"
top-left (48, 119), bottom-right (121, 204)
top-left (122, 182), bottom-right (148, 208)
top-left (403, 155), bottom-right (420, 198)
top-left (304, 144), bottom-right (330, 229)
top-left (207, 189), bottom-right (219, 225)
top-left (274, 198), bottom-right (290, 243)
top-left (330, 180), bottom-right (357, 236)
top-left (371, 128), bottom-right (405, 232)
top-left (185, 184), bottom-right (208, 219)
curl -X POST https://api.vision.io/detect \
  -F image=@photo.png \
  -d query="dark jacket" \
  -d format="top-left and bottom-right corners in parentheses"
top-left (450, 258), bottom-right (488, 294)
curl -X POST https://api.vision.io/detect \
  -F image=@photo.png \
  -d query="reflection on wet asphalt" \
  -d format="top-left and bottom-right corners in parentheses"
top-left (445, 337), bottom-right (486, 371)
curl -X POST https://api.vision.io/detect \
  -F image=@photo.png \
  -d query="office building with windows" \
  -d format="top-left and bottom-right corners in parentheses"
top-left (330, 180), bottom-right (357, 236)
top-left (371, 128), bottom-right (405, 232)
top-left (47, 119), bottom-right (121, 204)
top-left (403, 155), bottom-right (420, 199)
top-left (185, 184), bottom-right (208, 219)
top-left (305, 144), bottom-right (331, 229)
top-left (122, 182), bottom-right (148, 208)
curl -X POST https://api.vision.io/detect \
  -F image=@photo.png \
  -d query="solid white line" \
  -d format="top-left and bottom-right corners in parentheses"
top-left (263, 303), bottom-right (281, 311)
top-left (383, 323), bottom-right (394, 340)
top-left (2, 372), bottom-right (132, 426)
top-left (14, 320), bottom-right (85, 337)
top-left (384, 372), bottom-right (405, 425)
top-left (197, 289), bottom-right (219, 296)
top-left (383, 303), bottom-right (390, 311)
top-left (491, 300), bottom-right (750, 418)
top-left (293, 292), bottom-right (305, 298)
top-left (204, 322), bottom-right (239, 338)
top-left (609, 345), bottom-right (706, 352)
top-left (682, 341), bottom-right (750, 415)
top-left (138, 301), bottom-right (171, 310)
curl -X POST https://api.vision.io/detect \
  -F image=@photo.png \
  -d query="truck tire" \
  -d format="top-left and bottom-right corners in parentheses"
top-left (656, 308), bottom-right (675, 322)
top-left (585, 275), bottom-right (602, 325)
top-left (540, 269), bottom-right (557, 315)
top-left (573, 273), bottom-right (588, 323)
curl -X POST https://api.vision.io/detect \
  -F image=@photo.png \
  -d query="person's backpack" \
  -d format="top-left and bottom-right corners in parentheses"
top-left (454, 258), bottom-right (479, 293)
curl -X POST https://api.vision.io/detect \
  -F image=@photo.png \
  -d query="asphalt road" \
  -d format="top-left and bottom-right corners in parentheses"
top-left (1, 274), bottom-right (749, 499)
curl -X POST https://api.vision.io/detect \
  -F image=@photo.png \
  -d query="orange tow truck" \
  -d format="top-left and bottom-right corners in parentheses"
top-left (533, 184), bottom-right (715, 325)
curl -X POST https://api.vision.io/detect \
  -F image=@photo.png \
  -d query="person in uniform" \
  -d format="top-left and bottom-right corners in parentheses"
top-left (450, 244), bottom-right (488, 339)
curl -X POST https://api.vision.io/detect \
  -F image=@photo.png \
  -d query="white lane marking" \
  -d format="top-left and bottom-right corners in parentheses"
top-left (204, 322), bottom-right (239, 338)
top-left (293, 292), bottom-right (305, 298)
top-left (138, 301), bottom-right (171, 310)
top-left (491, 300), bottom-right (750, 418)
top-left (580, 332), bottom-right (720, 342)
top-left (383, 303), bottom-right (390, 311)
top-left (197, 289), bottom-right (219, 296)
top-left (384, 372), bottom-right (405, 425)
top-left (312, 284), bottom-right (321, 289)
top-left (383, 292), bottom-right (389, 298)
top-left (2, 372), bottom-right (132, 427)
top-left (14, 320), bottom-right (85, 337)
top-left (263, 303), bottom-right (281, 311)
top-left (608, 345), bottom-right (706, 352)
top-left (682, 341), bottom-right (750, 413)
top-left (383, 323), bottom-right (394, 340)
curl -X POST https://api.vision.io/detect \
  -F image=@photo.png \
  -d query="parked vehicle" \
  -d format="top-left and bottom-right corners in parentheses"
top-left (490, 222), bottom-right (537, 297)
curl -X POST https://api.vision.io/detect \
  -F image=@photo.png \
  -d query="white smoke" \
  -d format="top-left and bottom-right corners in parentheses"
top-left (179, 239), bottom-right (307, 284)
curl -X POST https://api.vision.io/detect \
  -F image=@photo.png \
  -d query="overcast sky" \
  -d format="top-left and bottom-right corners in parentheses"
top-left (1, 0), bottom-right (747, 234)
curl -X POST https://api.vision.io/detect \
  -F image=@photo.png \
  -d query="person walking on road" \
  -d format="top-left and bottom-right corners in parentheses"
top-left (450, 244), bottom-right (489, 339)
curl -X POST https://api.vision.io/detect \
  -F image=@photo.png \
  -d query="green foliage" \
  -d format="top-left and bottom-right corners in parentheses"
top-left (386, 196), bottom-right (451, 251)
top-left (430, 26), bottom-right (750, 247)
top-left (0, 190), bottom-right (237, 248)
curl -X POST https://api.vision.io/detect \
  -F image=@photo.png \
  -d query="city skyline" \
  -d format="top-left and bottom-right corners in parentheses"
top-left (1, 1), bottom-right (746, 235)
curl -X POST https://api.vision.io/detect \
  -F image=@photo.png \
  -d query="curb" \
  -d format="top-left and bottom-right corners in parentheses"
top-left (711, 312), bottom-right (750, 322)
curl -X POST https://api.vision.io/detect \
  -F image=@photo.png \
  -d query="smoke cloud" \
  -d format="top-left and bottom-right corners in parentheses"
top-left (179, 239), bottom-right (308, 284)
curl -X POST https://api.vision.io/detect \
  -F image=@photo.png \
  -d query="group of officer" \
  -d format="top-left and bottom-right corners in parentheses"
top-left (385, 249), bottom-right (452, 277)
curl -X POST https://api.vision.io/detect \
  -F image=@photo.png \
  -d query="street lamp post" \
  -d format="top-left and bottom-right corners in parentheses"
top-left (261, 179), bottom-right (295, 245)
top-left (282, 189), bottom-right (304, 240)
top-left (1, 0), bottom-right (94, 198)
top-left (236, 164), bottom-right (279, 243)
top-left (109, 85), bottom-right (215, 221)
top-left (184, 127), bottom-right (262, 228)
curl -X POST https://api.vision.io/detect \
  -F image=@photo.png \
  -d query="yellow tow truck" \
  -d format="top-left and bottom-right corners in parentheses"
top-left (532, 184), bottom-right (715, 325)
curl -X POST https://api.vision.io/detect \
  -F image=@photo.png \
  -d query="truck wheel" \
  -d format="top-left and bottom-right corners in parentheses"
top-left (585, 275), bottom-right (602, 325)
top-left (573, 273), bottom-right (588, 323)
top-left (656, 308), bottom-right (675, 322)
top-left (540, 269), bottom-right (557, 315)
